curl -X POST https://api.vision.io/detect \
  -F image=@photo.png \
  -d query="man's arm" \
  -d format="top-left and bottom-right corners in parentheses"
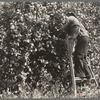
top-left (65, 36), bottom-right (75, 55)
top-left (56, 24), bottom-right (69, 39)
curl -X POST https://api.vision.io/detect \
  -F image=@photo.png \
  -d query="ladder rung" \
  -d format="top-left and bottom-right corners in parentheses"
top-left (75, 77), bottom-right (87, 81)
top-left (75, 77), bottom-right (96, 81)
top-left (91, 78), bottom-right (95, 80)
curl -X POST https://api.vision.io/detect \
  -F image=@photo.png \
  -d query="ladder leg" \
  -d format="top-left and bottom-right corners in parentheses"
top-left (69, 53), bottom-right (77, 97)
top-left (88, 65), bottom-right (98, 87)
top-left (87, 60), bottom-right (98, 86)
top-left (67, 37), bottom-right (77, 97)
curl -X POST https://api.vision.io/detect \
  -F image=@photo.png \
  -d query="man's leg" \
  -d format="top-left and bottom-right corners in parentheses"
top-left (74, 36), bottom-right (91, 79)
top-left (73, 54), bottom-right (86, 78)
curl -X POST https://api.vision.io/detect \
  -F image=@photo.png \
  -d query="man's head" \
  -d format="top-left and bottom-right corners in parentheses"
top-left (66, 12), bottom-right (77, 18)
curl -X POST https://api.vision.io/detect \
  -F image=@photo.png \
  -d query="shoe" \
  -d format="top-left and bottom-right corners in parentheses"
top-left (85, 75), bottom-right (91, 80)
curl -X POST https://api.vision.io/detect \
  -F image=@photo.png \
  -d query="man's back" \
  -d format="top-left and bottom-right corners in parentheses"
top-left (68, 16), bottom-right (89, 37)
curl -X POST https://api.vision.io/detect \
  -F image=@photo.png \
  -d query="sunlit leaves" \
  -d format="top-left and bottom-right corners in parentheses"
top-left (0, 2), bottom-right (100, 98)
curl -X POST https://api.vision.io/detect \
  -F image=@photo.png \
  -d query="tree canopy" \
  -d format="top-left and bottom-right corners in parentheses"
top-left (0, 1), bottom-right (100, 98)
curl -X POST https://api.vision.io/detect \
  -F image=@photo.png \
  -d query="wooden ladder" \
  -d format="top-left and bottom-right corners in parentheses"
top-left (70, 54), bottom-right (98, 97)
top-left (67, 37), bottom-right (98, 97)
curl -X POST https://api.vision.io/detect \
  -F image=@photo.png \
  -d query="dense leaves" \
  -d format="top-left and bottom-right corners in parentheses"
top-left (0, 2), bottom-right (100, 98)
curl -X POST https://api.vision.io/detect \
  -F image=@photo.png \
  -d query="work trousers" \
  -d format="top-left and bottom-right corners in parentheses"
top-left (73, 36), bottom-right (91, 78)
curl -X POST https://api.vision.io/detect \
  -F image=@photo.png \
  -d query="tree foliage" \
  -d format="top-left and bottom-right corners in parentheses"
top-left (0, 2), bottom-right (100, 98)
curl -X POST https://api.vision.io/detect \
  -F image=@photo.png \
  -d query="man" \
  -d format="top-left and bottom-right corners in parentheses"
top-left (58, 12), bottom-right (91, 79)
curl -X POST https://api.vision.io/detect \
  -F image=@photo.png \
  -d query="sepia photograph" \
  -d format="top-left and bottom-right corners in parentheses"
top-left (0, 1), bottom-right (100, 98)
